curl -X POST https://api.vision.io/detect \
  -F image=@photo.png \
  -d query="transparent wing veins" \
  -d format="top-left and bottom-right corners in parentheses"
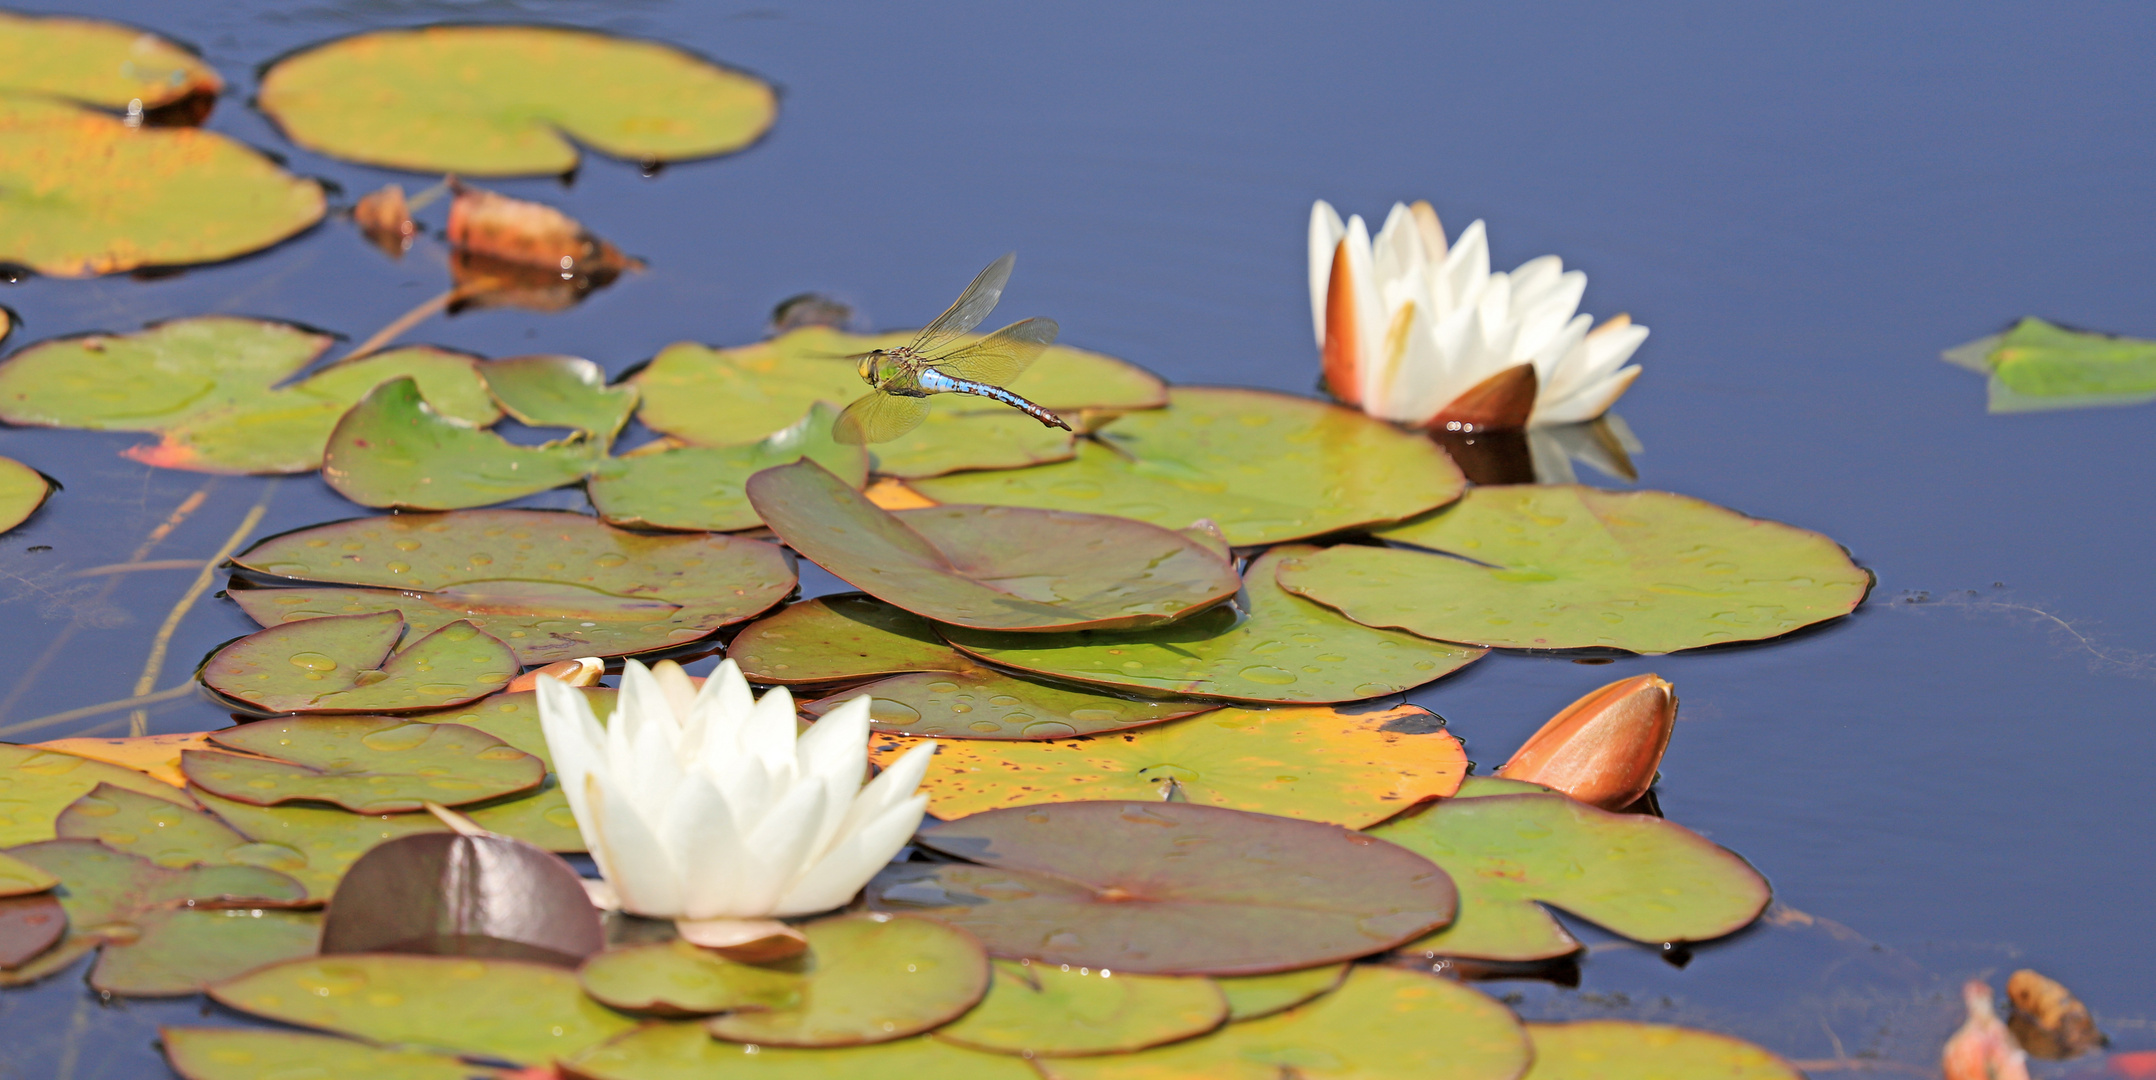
top-left (833, 390), bottom-right (932, 445)
top-left (907, 253), bottom-right (1016, 357)
top-left (924, 317), bottom-right (1060, 387)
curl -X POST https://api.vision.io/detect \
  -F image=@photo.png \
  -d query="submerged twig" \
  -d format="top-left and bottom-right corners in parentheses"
top-left (0, 683), bottom-right (197, 739)
top-left (336, 288), bottom-right (456, 364)
top-left (126, 481), bottom-right (279, 735)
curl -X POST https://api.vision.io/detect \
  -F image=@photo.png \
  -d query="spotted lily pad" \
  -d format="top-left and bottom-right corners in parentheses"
top-left (258, 25), bottom-right (776, 176)
top-left (568, 1024), bottom-right (1040, 1080)
top-left (913, 387), bottom-right (1465, 545)
top-left (942, 546), bottom-right (1482, 704)
top-left (1365, 788), bottom-right (1772, 961)
top-left (870, 801), bottom-right (1455, 975)
top-left (0, 12), bottom-right (222, 110)
top-left (870, 703), bottom-right (1463, 825)
top-left (811, 668), bottom-right (1216, 739)
top-left (184, 716), bottom-right (544, 813)
top-left (1213, 963), bottom-right (1350, 1022)
top-left (324, 377), bottom-right (598, 510)
top-left (730, 594), bottom-right (971, 685)
top-left (1279, 485), bottom-right (1872, 655)
top-left (1522, 1021), bottom-right (1805, 1080)
top-left (589, 404), bottom-right (871, 531)
top-left (1945, 317), bottom-right (2156, 413)
top-left (91, 906), bottom-right (321, 996)
top-left (211, 953), bottom-right (637, 1064)
top-left (0, 456), bottom-right (52, 534)
top-left (935, 958), bottom-right (1228, 1057)
top-left (578, 937), bottom-right (805, 1016)
top-left (0, 97), bottom-right (324, 277)
top-left (485, 354), bottom-right (639, 440)
top-left (750, 460), bottom-right (1240, 632)
top-left (161, 1028), bottom-right (496, 1080)
top-left (229, 509), bottom-right (793, 663)
top-left (704, 914), bottom-right (992, 1047)
top-left (200, 612), bottom-right (518, 714)
top-left (0, 743), bottom-right (195, 846)
top-left (1037, 967), bottom-right (1528, 1080)
top-left (0, 849), bottom-right (57, 896)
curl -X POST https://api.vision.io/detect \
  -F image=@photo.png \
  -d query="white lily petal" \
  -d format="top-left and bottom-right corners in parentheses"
top-left (1308, 200), bottom-right (1346, 348)
top-left (1534, 365), bottom-right (1643, 426)
top-left (535, 676), bottom-right (606, 855)
top-left (1339, 214), bottom-right (1385, 406)
top-left (772, 793), bottom-right (929, 918)
top-left (585, 770), bottom-right (683, 917)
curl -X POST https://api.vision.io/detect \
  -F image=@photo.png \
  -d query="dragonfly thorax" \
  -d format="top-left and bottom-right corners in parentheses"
top-left (858, 350), bottom-right (916, 388)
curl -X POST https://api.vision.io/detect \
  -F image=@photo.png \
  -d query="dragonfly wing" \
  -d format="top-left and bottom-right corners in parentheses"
top-left (833, 390), bottom-right (932, 445)
top-left (926, 317), bottom-right (1060, 387)
top-left (908, 253), bottom-right (1015, 356)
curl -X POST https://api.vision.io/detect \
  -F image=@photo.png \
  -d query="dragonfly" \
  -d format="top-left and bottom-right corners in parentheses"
top-left (833, 253), bottom-right (1068, 444)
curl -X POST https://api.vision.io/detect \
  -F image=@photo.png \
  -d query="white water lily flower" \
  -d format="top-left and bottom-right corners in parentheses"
top-left (536, 658), bottom-right (933, 923)
top-left (1309, 199), bottom-right (1648, 428)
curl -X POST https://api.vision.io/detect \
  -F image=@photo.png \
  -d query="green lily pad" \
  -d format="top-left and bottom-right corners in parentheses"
top-left (0, 97), bottom-right (324, 277)
top-left (229, 508), bottom-right (794, 663)
top-left (0, 743), bottom-right (196, 847)
top-left (589, 404), bottom-right (871, 531)
top-left (0, 456), bottom-right (53, 534)
top-left (912, 387), bottom-right (1465, 545)
top-left (729, 595), bottom-right (971, 686)
top-left (750, 460), bottom-right (1240, 632)
top-left (870, 703), bottom-right (1463, 825)
top-left (191, 789), bottom-right (451, 896)
top-left (162, 1027), bottom-right (497, 1080)
top-left (184, 716), bottom-right (544, 813)
top-left (0, 12), bottom-right (223, 110)
top-left (58, 781), bottom-right (299, 873)
top-left (1522, 1021), bottom-right (1805, 1080)
top-left (1036, 966), bottom-right (1528, 1080)
top-left (1276, 485), bottom-right (1872, 655)
top-left (0, 317), bottom-right (497, 473)
top-left (6, 838), bottom-right (305, 930)
top-left (1213, 963), bottom-right (1349, 1022)
top-left (258, 25), bottom-right (777, 176)
top-left (91, 906), bottom-right (321, 996)
top-left (579, 937), bottom-right (806, 1016)
top-left (941, 546), bottom-right (1483, 704)
top-left (0, 849), bottom-right (57, 896)
top-left (810, 668), bottom-right (1217, 739)
top-left (413, 688), bottom-right (622, 766)
top-left (704, 914), bottom-right (991, 1047)
top-left (871, 801), bottom-right (1455, 975)
top-left (1365, 791), bottom-right (1772, 961)
top-left (567, 1024), bottom-right (1040, 1080)
top-left (325, 377), bottom-right (599, 510)
top-left (200, 612), bottom-right (518, 714)
top-left (870, 403), bottom-right (1078, 479)
top-left (486, 354), bottom-right (639, 440)
top-left (934, 958), bottom-right (1228, 1057)
top-left (1946, 317), bottom-right (2156, 413)
top-left (211, 953), bottom-right (637, 1065)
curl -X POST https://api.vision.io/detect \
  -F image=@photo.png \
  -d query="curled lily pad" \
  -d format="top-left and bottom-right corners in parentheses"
top-left (258, 25), bottom-right (776, 175)
top-left (1037, 967), bottom-right (1528, 1080)
top-left (810, 668), bottom-right (1216, 740)
top-left (324, 377), bottom-right (597, 510)
top-left (0, 97), bottom-right (323, 277)
top-left (0, 12), bottom-right (222, 111)
top-left (703, 914), bottom-right (992, 1047)
top-left (1523, 1021), bottom-right (1805, 1080)
top-left (730, 595), bottom-right (970, 686)
top-left (934, 958), bottom-right (1228, 1057)
top-left (1945, 317), bottom-right (2156, 413)
top-left (871, 801), bottom-right (1455, 975)
top-left (199, 612), bottom-right (518, 714)
top-left (211, 953), bottom-right (637, 1065)
top-left (1278, 485), bottom-right (1872, 654)
top-left (1365, 786), bottom-right (1772, 961)
top-left (1213, 963), bottom-right (1349, 1022)
top-left (749, 460), bottom-right (1240, 632)
top-left (568, 1024), bottom-right (1040, 1080)
top-left (162, 1028), bottom-right (491, 1080)
top-left (229, 509), bottom-right (793, 663)
top-left (321, 832), bottom-right (602, 965)
top-left (942, 546), bottom-right (1483, 704)
top-left (0, 743), bottom-right (195, 846)
top-left (484, 354), bottom-right (640, 439)
top-left (913, 387), bottom-right (1465, 545)
top-left (579, 937), bottom-right (805, 1016)
top-left (0, 456), bottom-right (53, 534)
top-left (0, 849), bottom-right (58, 896)
top-left (868, 703), bottom-right (1463, 826)
top-left (184, 716), bottom-right (544, 813)
top-left (91, 906), bottom-right (321, 996)
top-left (0, 893), bottom-right (65, 968)
top-left (589, 404), bottom-right (870, 531)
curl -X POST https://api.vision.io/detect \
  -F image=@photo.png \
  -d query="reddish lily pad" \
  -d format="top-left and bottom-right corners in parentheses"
top-left (1522, 1021), bottom-right (1806, 1080)
top-left (729, 594), bottom-right (971, 686)
top-left (589, 403), bottom-right (870, 531)
top-left (811, 668), bottom-right (1216, 740)
top-left (578, 937), bottom-right (805, 1016)
top-left (162, 1027), bottom-right (497, 1080)
top-left (0, 893), bottom-right (65, 968)
top-left (186, 716), bottom-right (544, 813)
top-left (941, 546), bottom-right (1483, 704)
top-left (199, 612), bottom-right (518, 714)
top-left (324, 377), bottom-right (597, 510)
top-left (0, 849), bottom-right (58, 896)
top-left (748, 460), bottom-right (1239, 632)
top-left (91, 906), bottom-right (321, 996)
top-left (1366, 790), bottom-right (1772, 961)
top-left (1213, 963), bottom-right (1350, 1022)
top-left (870, 801), bottom-right (1455, 975)
top-left (485, 354), bottom-right (640, 440)
top-left (567, 1024), bottom-right (1039, 1080)
top-left (0, 743), bottom-right (196, 847)
top-left (703, 914), bottom-right (992, 1047)
top-left (0, 12), bottom-right (223, 111)
top-left (0, 456), bottom-right (54, 534)
top-left (934, 958), bottom-right (1228, 1057)
top-left (229, 509), bottom-right (794, 663)
top-left (321, 832), bottom-right (602, 965)
top-left (869, 703), bottom-right (1463, 824)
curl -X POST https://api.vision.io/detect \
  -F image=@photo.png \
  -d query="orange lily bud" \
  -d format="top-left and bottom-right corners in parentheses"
top-left (1497, 674), bottom-right (1675, 810)
top-left (507, 657), bottom-right (605, 693)
top-left (1321, 239), bottom-right (1364, 405)
top-left (1943, 980), bottom-right (2031, 1080)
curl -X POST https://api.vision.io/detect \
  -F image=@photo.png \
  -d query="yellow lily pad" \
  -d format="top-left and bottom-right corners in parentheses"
top-left (0, 455), bottom-right (53, 534)
top-left (1522, 1021), bottom-right (1806, 1080)
top-left (0, 743), bottom-right (196, 847)
top-left (0, 12), bottom-right (222, 111)
top-left (935, 959), bottom-right (1229, 1057)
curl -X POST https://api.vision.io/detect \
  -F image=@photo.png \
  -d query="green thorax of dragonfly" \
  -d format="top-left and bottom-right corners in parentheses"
top-left (857, 348), bottom-right (932, 395)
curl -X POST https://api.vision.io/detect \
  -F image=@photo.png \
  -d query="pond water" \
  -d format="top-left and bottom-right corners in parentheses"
top-left (2, 1), bottom-right (2153, 1075)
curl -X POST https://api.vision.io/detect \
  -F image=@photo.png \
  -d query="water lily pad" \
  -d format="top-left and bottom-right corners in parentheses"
top-left (185, 716), bottom-right (544, 813)
top-left (590, 404), bottom-right (870, 531)
top-left (414, 688), bottom-right (622, 766)
top-left (0, 12), bottom-right (222, 110)
top-left (1277, 486), bottom-right (1871, 654)
top-left (324, 377), bottom-right (597, 510)
top-left (579, 937), bottom-right (806, 1016)
top-left (211, 953), bottom-right (637, 1064)
top-left (870, 801), bottom-right (1455, 975)
top-left (1365, 791), bottom-right (1771, 961)
top-left (257, 25), bottom-right (776, 176)
top-left (750, 460), bottom-right (1240, 632)
top-left (200, 612), bottom-right (518, 714)
top-left (729, 595), bottom-right (971, 686)
top-left (869, 703), bottom-right (1462, 825)
top-left (811, 668), bottom-right (1216, 740)
top-left (871, 403), bottom-right (1078, 479)
top-left (1946, 318), bottom-right (2156, 413)
top-left (1522, 1021), bottom-right (1805, 1080)
top-left (485, 354), bottom-right (639, 439)
top-left (190, 789), bottom-right (453, 896)
top-left (0, 96), bottom-right (324, 277)
top-left (1213, 963), bottom-right (1349, 1022)
top-left (162, 1027), bottom-right (494, 1080)
top-left (704, 914), bottom-right (991, 1047)
top-left (912, 387), bottom-right (1464, 546)
top-left (934, 958), bottom-right (1228, 1057)
top-left (0, 456), bottom-right (53, 534)
top-left (0, 849), bottom-right (57, 896)
top-left (1036, 966), bottom-right (1528, 1080)
top-left (567, 1024), bottom-right (1040, 1080)
top-left (33, 731), bottom-right (205, 787)
top-left (58, 782), bottom-right (283, 871)
top-left (6, 838), bottom-right (306, 929)
top-left (321, 832), bottom-right (602, 965)
top-left (0, 892), bottom-right (65, 968)
top-left (0, 743), bottom-right (195, 846)
top-left (91, 906), bottom-right (321, 995)
top-left (941, 546), bottom-right (1483, 704)
top-left (229, 509), bottom-right (793, 663)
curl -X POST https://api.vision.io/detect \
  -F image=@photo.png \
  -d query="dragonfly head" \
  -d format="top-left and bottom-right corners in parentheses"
top-left (856, 351), bottom-right (887, 386)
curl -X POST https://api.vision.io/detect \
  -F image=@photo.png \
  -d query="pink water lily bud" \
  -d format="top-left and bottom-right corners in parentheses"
top-left (1943, 980), bottom-right (2032, 1080)
top-left (1496, 674), bottom-right (1675, 810)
